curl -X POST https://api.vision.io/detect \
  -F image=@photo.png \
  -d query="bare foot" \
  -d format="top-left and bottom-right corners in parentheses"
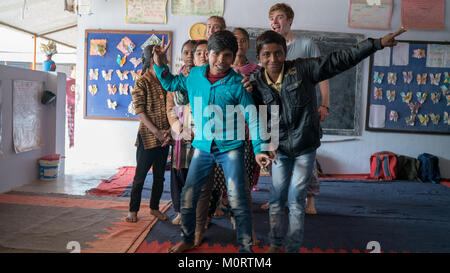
top-left (168, 241), bottom-right (194, 253)
top-left (265, 246), bottom-right (281, 253)
top-left (306, 198), bottom-right (317, 215)
top-left (125, 212), bottom-right (138, 223)
top-left (194, 232), bottom-right (204, 247)
top-left (260, 202), bottom-right (269, 211)
top-left (151, 209), bottom-right (169, 221)
top-left (305, 207), bottom-right (317, 215)
top-left (172, 213), bottom-right (182, 225)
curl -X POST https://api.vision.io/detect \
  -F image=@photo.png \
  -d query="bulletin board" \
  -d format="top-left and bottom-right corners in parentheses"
top-left (84, 29), bottom-right (172, 120)
top-left (366, 40), bottom-right (450, 135)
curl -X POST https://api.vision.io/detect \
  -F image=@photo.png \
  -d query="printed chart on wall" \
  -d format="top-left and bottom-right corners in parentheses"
top-left (84, 30), bottom-right (172, 120)
top-left (366, 40), bottom-right (450, 135)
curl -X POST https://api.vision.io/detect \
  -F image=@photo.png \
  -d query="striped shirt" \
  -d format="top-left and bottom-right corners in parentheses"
top-left (132, 73), bottom-right (170, 150)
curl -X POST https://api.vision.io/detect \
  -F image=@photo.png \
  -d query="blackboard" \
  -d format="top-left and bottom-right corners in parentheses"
top-left (366, 40), bottom-right (450, 135)
top-left (238, 27), bottom-right (365, 136)
top-left (84, 29), bottom-right (172, 120)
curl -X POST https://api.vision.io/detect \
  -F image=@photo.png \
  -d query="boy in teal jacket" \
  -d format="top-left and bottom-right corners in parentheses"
top-left (153, 30), bottom-right (272, 253)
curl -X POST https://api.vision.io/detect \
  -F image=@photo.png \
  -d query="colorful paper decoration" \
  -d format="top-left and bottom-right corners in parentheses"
top-left (128, 101), bottom-right (136, 115)
top-left (89, 39), bottom-right (107, 56)
top-left (405, 114), bottom-right (416, 126)
top-left (402, 71), bottom-right (413, 84)
top-left (107, 84), bottom-right (117, 95)
top-left (442, 85), bottom-right (449, 95)
top-left (117, 54), bottom-right (127, 67)
top-left (418, 114), bottom-right (429, 126)
top-left (130, 70), bottom-right (139, 81)
top-left (430, 113), bottom-right (440, 125)
top-left (129, 85), bottom-right (134, 94)
top-left (373, 72), bottom-right (384, 84)
top-left (386, 90), bottom-right (396, 102)
top-left (412, 49), bottom-right (425, 59)
top-left (408, 102), bottom-right (422, 114)
top-left (89, 68), bottom-right (98, 80)
top-left (444, 72), bottom-right (450, 84)
top-left (88, 85), bottom-right (98, 96)
top-left (431, 92), bottom-right (441, 104)
top-left (387, 72), bottom-right (397, 85)
top-left (444, 112), bottom-right (450, 125)
top-left (116, 70), bottom-right (129, 80)
top-left (401, 92), bottom-right (412, 103)
top-left (416, 73), bottom-right (427, 85)
top-left (140, 34), bottom-right (161, 51)
top-left (116, 36), bottom-right (135, 56)
top-left (416, 92), bottom-right (427, 104)
top-left (389, 110), bottom-right (399, 122)
top-left (107, 99), bottom-right (117, 110)
top-left (102, 69), bottom-right (113, 81)
top-left (130, 57), bottom-right (142, 68)
top-left (119, 83), bottom-right (129, 95)
top-left (373, 87), bottom-right (383, 100)
top-left (429, 73), bottom-right (441, 85)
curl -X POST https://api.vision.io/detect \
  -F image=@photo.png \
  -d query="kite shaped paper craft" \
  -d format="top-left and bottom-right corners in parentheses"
top-left (116, 36), bottom-right (135, 56)
top-left (89, 39), bottom-right (107, 56)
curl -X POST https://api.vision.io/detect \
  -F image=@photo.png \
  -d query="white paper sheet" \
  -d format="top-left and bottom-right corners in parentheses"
top-left (369, 104), bottom-right (386, 128)
top-left (373, 47), bottom-right (391, 66)
top-left (426, 44), bottom-right (450, 68)
top-left (392, 42), bottom-right (409, 66)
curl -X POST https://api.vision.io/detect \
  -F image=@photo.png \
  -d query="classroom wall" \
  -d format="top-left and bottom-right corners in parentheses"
top-left (75, 0), bottom-right (450, 177)
top-left (0, 65), bottom-right (66, 193)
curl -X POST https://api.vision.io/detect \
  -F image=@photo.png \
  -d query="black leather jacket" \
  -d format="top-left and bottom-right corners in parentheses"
top-left (252, 38), bottom-right (383, 157)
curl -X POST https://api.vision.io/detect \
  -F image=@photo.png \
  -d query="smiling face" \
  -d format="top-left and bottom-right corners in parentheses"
top-left (207, 49), bottom-right (234, 75)
top-left (269, 10), bottom-right (293, 38)
top-left (257, 42), bottom-right (286, 80)
top-left (233, 29), bottom-right (249, 56)
top-left (194, 43), bottom-right (208, 66)
top-left (181, 42), bottom-right (195, 67)
top-left (206, 18), bottom-right (225, 38)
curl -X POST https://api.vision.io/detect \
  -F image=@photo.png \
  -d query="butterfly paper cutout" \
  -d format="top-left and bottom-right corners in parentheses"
top-left (405, 115), bottom-right (416, 126)
top-left (408, 102), bottom-right (421, 114)
top-left (88, 85), bottom-right (98, 96)
top-left (107, 84), bottom-right (117, 95)
top-left (373, 72), bottom-right (384, 84)
top-left (429, 73), bottom-right (441, 86)
top-left (89, 68), bottom-right (98, 80)
top-left (107, 99), bottom-right (117, 110)
top-left (119, 83), bottom-right (129, 95)
top-left (386, 90), bottom-right (396, 102)
top-left (446, 94), bottom-right (450, 106)
top-left (412, 49), bottom-right (425, 59)
top-left (429, 113), bottom-right (440, 125)
top-left (102, 69), bottom-right (113, 81)
top-left (441, 85), bottom-right (449, 96)
top-left (130, 57), bottom-right (142, 68)
top-left (128, 101), bottom-right (136, 115)
top-left (418, 114), bottom-right (429, 126)
top-left (129, 85), bottom-right (134, 94)
top-left (130, 70), bottom-right (139, 81)
top-left (416, 73), bottom-right (427, 85)
top-left (402, 71), bottom-right (413, 84)
top-left (416, 92), bottom-right (427, 104)
top-left (444, 112), bottom-right (450, 125)
top-left (431, 92), bottom-right (441, 104)
top-left (373, 87), bottom-right (383, 100)
top-left (389, 110), bottom-right (398, 122)
top-left (117, 54), bottom-right (127, 67)
top-left (444, 72), bottom-right (450, 84)
top-left (387, 72), bottom-right (397, 85)
top-left (116, 70), bottom-right (129, 81)
top-left (401, 92), bottom-right (412, 103)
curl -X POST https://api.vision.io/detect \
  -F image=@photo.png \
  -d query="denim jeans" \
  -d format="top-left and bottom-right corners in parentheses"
top-left (180, 144), bottom-right (253, 253)
top-left (129, 134), bottom-right (169, 212)
top-left (269, 150), bottom-right (316, 253)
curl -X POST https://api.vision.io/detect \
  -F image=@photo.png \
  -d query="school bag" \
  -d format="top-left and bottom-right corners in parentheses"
top-left (370, 151), bottom-right (398, 180)
top-left (396, 155), bottom-right (420, 181)
top-left (417, 153), bottom-right (441, 184)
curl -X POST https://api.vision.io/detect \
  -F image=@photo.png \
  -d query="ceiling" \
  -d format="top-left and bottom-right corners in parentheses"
top-left (0, 0), bottom-right (78, 49)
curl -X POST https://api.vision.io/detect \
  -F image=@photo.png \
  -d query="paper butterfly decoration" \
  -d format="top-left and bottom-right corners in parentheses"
top-left (429, 113), bottom-right (440, 125)
top-left (429, 73), bottom-right (441, 86)
top-left (444, 72), bottom-right (450, 84)
top-left (129, 86), bottom-right (134, 94)
top-left (446, 94), bottom-right (450, 106)
top-left (444, 112), bottom-right (450, 125)
top-left (387, 72), bottom-right (397, 85)
top-left (389, 110), bottom-right (398, 122)
top-left (107, 99), bottom-right (117, 110)
top-left (386, 90), bottom-right (396, 102)
top-left (117, 54), bottom-right (127, 67)
top-left (89, 68), bottom-right (98, 80)
top-left (102, 69), bottom-right (113, 81)
top-left (373, 72), bottom-right (384, 84)
top-left (408, 102), bottom-right (421, 114)
top-left (130, 70), bottom-right (139, 81)
top-left (402, 71), bottom-right (413, 84)
top-left (416, 73), bottom-right (427, 85)
top-left (128, 101), bottom-right (136, 115)
top-left (119, 83), bottom-right (129, 95)
top-left (88, 85), bottom-right (98, 96)
top-left (401, 92), bottom-right (412, 103)
top-left (441, 85), bottom-right (449, 95)
top-left (373, 87), bottom-right (383, 100)
top-left (418, 114), bottom-right (429, 126)
top-left (431, 92), bottom-right (441, 104)
top-left (116, 70), bottom-right (129, 81)
top-left (130, 57), bottom-right (142, 68)
top-left (412, 49), bottom-right (425, 59)
top-left (405, 115), bottom-right (416, 126)
top-left (116, 36), bottom-right (135, 56)
top-left (416, 92), bottom-right (427, 104)
top-left (107, 84), bottom-right (117, 95)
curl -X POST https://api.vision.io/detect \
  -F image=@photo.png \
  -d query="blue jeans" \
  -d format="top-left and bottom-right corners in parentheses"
top-left (269, 150), bottom-right (316, 253)
top-left (180, 144), bottom-right (253, 253)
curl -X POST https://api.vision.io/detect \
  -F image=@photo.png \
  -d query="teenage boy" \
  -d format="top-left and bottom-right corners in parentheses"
top-left (252, 28), bottom-right (406, 253)
top-left (153, 31), bottom-right (271, 253)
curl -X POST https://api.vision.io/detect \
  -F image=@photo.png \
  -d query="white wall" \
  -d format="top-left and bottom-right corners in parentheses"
top-left (75, 0), bottom-right (450, 177)
top-left (0, 65), bottom-right (66, 193)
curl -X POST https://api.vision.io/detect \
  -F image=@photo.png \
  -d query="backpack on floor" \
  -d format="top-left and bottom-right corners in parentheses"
top-left (396, 155), bottom-right (420, 181)
top-left (370, 151), bottom-right (398, 180)
top-left (418, 153), bottom-right (441, 184)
